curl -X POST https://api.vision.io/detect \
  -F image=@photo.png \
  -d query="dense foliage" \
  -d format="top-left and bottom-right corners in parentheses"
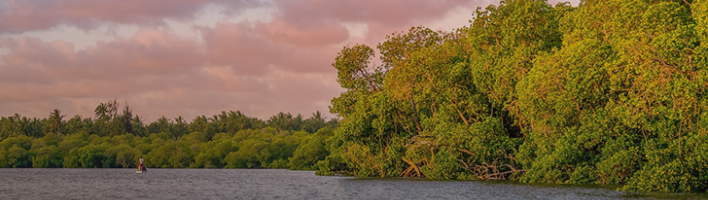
top-left (3, 0), bottom-right (708, 194)
top-left (320, 0), bottom-right (708, 193)
top-left (0, 100), bottom-right (338, 170)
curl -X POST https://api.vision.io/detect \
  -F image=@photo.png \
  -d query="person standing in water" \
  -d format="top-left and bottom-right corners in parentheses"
top-left (138, 157), bottom-right (145, 171)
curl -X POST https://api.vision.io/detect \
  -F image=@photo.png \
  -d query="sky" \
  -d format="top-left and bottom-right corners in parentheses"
top-left (0, 0), bottom-right (578, 122)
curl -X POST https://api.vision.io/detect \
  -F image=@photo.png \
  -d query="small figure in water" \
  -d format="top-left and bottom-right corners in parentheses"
top-left (138, 157), bottom-right (146, 171)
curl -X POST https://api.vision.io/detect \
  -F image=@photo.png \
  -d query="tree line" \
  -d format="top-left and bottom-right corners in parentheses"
top-left (0, 100), bottom-right (337, 170)
top-left (3, 0), bottom-right (707, 193)
top-left (318, 0), bottom-right (708, 193)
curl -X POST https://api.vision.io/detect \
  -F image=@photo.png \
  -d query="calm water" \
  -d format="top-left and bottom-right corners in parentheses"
top-left (0, 169), bottom-right (706, 200)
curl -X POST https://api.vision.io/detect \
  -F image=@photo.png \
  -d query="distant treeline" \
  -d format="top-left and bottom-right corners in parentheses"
top-left (0, 100), bottom-right (337, 170)
top-left (316, 0), bottom-right (708, 193)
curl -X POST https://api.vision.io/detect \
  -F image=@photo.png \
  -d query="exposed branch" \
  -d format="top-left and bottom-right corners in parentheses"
top-left (410, 92), bottom-right (422, 133)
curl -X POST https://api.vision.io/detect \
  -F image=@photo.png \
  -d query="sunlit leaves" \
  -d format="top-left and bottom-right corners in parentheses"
top-left (324, 0), bottom-right (708, 193)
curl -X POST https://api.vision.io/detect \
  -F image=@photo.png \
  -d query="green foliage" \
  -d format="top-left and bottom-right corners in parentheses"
top-left (322, 0), bottom-right (708, 193)
top-left (290, 128), bottom-right (333, 170)
top-left (513, 0), bottom-right (708, 192)
top-left (421, 148), bottom-right (460, 180)
top-left (0, 103), bottom-right (337, 171)
top-left (323, 0), bottom-right (557, 181)
top-left (4, 0), bottom-right (708, 194)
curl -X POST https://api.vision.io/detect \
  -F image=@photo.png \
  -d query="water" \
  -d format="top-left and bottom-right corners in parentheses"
top-left (0, 169), bottom-right (706, 200)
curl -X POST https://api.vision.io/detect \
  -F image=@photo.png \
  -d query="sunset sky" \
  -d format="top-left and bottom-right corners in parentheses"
top-left (0, 0), bottom-right (578, 122)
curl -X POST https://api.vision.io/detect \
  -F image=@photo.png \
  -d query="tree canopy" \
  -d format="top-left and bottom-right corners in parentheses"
top-left (0, 100), bottom-right (338, 171)
top-left (2, 0), bottom-right (707, 193)
top-left (319, 0), bottom-right (708, 193)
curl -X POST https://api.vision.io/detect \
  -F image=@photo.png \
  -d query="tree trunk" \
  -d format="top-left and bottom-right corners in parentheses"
top-left (410, 92), bottom-right (422, 133)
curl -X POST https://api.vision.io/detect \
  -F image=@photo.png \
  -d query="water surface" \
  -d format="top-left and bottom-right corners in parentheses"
top-left (0, 169), bottom-right (705, 199)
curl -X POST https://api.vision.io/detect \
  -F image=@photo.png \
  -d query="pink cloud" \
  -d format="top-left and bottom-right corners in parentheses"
top-left (0, 0), bottom-right (263, 33)
top-left (0, 0), bottom-right (495, 122)
top-left (1, 28), bottom-right (204, 83)
top-left (200, 21), bottom-right (341, 75)
top-left (130, 70), bottom-right (343, 121)
top-left (255, 19), bottom-right (350, 48)
top-left (273, 0), bottom-right (481, 43)
top-left (281, 0), bottom-right (475, 25)
top-left (0, 24), bottom-right (343, 120)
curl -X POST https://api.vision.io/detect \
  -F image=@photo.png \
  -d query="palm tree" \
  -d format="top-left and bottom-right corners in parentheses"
top-left (65, 115), bottom-right (84, 134)
top-left (268, 112), bottom-right (293, 134)
top-left (94, 103), bottom-right (108, 119)
top-left (48, 109), bottom-right (65, 134)
top-left (305, 111), bottom-right (326, 133)
top-left (131, 115), bottom-right (147, 137)
top-left (172, 116), bottom-right (188, 140)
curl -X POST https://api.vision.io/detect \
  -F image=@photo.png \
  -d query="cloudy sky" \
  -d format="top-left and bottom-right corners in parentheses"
top-left (0, 0), bottom-right (578, 122)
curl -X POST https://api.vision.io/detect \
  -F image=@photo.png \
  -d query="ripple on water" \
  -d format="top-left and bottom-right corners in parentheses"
top-left (0, 168), bottom-right (706, 200)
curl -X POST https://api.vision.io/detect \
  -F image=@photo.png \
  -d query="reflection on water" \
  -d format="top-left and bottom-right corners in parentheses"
top-left (0, 168), bottom-right (705, 200)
